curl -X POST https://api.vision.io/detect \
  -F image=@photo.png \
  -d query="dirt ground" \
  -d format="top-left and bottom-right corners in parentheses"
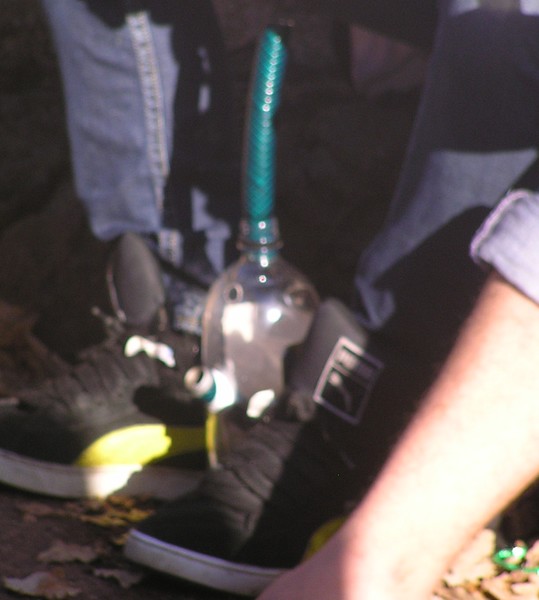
top-left (3, 1), bottom-right (539, 599)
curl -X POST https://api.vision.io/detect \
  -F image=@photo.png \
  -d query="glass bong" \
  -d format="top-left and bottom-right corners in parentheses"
top-left (184, 24), bottom-right (319, 465)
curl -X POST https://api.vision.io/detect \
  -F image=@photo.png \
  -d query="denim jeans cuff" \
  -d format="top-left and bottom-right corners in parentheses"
top-left (470, 189), bottom-right (539, 304)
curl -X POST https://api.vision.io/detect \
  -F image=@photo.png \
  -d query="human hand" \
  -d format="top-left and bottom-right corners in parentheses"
top-left (257, 549), bottom-right (344, 600)
top-left (257, 530), bottom-right (371, 600)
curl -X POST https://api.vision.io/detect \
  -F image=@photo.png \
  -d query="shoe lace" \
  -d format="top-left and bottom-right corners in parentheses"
top-left (14, 304), bottom-right (201, 417)
top-left (14, 309), bottom-right (161, 415)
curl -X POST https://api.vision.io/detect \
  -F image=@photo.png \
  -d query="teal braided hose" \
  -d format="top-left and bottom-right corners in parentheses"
top-left (243, 25), bottom-right (290, 238)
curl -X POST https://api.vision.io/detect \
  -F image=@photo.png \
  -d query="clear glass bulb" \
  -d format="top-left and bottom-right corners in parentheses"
top-left (202, 218), bottom-right (319, 404)
top-left (194, 218), bottom-right (318, 464)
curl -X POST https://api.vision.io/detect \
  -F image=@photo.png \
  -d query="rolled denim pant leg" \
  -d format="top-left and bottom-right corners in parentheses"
top-left (471, 190), bottom-right (539, 303)
top-left (354, 0), bottom-right (539, 364)
top-left (40, 0), bottom-right (236, 284)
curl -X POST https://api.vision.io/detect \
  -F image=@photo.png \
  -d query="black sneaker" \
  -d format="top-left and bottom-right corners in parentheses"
top-left (0, 233), bottom-right (208, 499)
top-left (125, 299), bottom-right (410, 596)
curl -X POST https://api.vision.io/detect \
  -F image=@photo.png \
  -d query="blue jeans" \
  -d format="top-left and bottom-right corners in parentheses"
top-left (42, 0), bottom-right (539, 363)
top-left (331, 0), bottom-right (539, 482)
top-left (41, 0), bottom-right (240, 288)
top-left (351, 0), bottom-right (539, 366)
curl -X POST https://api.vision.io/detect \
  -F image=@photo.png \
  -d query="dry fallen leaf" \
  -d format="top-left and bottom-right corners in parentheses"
top-left (522, 540), bottom-right (539, 570)
top-left (443, 529), bottom-right (498, 587)
top-left (432, 583), bottom-right (485, 599)
top-left (79, 513), bottom-right (130, 528)
top-left (17, 502), bottom-right (65, 523)
top-left (510, 581), bottom-right (539, 598)
top-left (93, 568), bottom-right (144, 589)
top-left (73, 495), bottom-right (155, 529)
top-left (480, 573), bottom-right (517, 600)
top-left (38, 540), bottom-right (103, 564)
top-left (3, 569), bottom-right (80, 599)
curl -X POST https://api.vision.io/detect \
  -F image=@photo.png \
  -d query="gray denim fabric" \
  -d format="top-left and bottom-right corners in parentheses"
top-left (42, 0), bottom-right (539, 358)
top-left (352, 0), bottom-right (539, 364)
top-left (471, 190), bottom-right (539, 304)
top-left (40, 0), bottom-right (238, 284)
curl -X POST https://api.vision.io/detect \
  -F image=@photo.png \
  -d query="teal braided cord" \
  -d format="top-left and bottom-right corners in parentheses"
top-left (244, 25), bottom-right (289, 234)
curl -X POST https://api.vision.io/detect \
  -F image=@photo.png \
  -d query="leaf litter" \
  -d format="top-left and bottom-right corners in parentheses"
top-left (3, 569), bottom-right (81, 599)
top-left (5, 495), bottom-right (154, 597)
top-left (433, 532), bottom-right (539, 599)
top-left (10, 493), bottom-right (539, 600)
top-left (11, 492), bottom-right (539, 600)
top-left (37, 540), bottom-right (104, 564)
top-left (93, 568), bottom-right (144, 589)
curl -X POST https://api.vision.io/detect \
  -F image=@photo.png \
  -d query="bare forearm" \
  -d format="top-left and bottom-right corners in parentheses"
top-left (260, 272), bottom-right (539, 599)
top-left (340, 272), bottom-right (539, 595)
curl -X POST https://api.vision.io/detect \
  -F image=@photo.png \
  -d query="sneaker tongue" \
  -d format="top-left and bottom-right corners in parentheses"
top-left (107, 233), bottom-right (167, 329)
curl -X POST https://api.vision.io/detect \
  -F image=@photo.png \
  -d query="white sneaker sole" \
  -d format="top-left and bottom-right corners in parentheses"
top-left (0, 448), bottom-right (203, 499)
top-left (125, 528), bottom-right (286, 597)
